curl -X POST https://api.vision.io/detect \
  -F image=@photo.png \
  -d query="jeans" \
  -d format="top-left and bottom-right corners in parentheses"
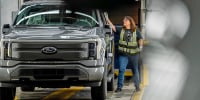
top-left (117, 54), bottom-right (140, 89)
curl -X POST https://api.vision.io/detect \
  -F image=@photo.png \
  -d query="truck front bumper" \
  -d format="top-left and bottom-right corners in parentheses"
top-left (0, 63), bottom-right (104, 87)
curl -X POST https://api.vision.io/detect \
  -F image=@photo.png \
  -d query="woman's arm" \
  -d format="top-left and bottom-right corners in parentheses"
top-left (104, 13), bottom-right (116, 32)
top-left (107, 18), bottom-right (116, 32)
top-left (139, 39), bottom-right (144, 50)
top-left (136, 29), bottom-right (144, 50)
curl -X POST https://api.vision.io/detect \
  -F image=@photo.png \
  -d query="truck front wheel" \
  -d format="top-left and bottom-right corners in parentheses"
top-left (91, 75), bottom-right (107, 100)
top-left (91, 65), bottom-right (107, 100)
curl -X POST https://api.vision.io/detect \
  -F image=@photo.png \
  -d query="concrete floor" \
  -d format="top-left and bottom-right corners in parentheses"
top-left (15, 79), bottom-right (136, 100)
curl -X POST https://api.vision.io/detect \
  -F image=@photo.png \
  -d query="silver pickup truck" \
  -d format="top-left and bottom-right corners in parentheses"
top-left (1, 1), bottom-right (115, 100)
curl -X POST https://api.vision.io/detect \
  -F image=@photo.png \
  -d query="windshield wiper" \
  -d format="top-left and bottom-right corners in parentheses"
top-left (59, 25), bottom-right (81, 30)
top-left (15, 25), bottom-right (45, 27)
top-left (63, 24), bottom-right (83, 27)
top-left (14, 25), bottom-right (28, 28)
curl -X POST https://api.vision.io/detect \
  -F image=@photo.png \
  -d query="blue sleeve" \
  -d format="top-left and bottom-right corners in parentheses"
top-left (114, 26), bottom-right (121, 45)
top-left (115, 26), bottom-right (122, 34)
top-left (136, 29), bottom-right (143, 40)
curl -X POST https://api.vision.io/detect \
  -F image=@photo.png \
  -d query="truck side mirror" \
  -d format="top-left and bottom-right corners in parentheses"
top-left (2, 24), bottom-right (11, 34)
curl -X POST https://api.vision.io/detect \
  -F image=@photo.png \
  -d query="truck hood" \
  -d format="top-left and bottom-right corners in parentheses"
top-left (4, 27), bottom-right (102, 40)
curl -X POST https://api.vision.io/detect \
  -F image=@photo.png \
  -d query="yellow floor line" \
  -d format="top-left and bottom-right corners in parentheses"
top-left (143, 65), bottom-right (149, 86)
top-left (133, 87), bottom-right (145, 100)
top-left (62, 87), bottom-right (85, 99)
top-left (115, 69), bottom-right (133, 77)
top-left (42, 87), bottom-right (85, 100)
top-left (14, 96), bottom-right (18, 100)
top-left (132, 65), bottom-right (149, 100)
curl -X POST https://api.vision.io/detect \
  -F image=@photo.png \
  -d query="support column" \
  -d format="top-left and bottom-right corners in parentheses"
top-left (140, 0), bottom-right (146, 39)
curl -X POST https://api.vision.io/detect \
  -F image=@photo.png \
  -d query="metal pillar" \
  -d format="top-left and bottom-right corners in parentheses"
top-left (139, 0), bottom-right (147, 85)
top-left (0, 0), bottom-right (2, 34)
top-left (18, 0), bottom-right (24, 8)
top-left (140, 0), bottom-right (146, 39)
top-left (0, 0), bottom-right (19, 28)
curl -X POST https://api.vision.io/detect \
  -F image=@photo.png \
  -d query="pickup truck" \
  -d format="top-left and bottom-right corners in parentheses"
top-left (1, 1), bottom-right (115, 100)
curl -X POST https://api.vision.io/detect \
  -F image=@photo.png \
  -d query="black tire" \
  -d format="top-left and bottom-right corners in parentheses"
top-left (91, 76), bottom-right (107, 100)
top-left (91, 65), bottom-right (107, 100)
top-left (0, 87), bottom-right (16, 100)
top-left (21, 87), bottom-right (35, 92)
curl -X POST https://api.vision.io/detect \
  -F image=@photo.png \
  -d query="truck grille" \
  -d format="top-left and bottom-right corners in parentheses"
top-left (11, 42), bottom-right (89, 61)
top-left (18, 69), bottom-right (80, 79)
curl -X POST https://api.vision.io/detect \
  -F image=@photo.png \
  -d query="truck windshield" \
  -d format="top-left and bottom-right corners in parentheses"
top-left (13, 4), bottom-right (99, 27)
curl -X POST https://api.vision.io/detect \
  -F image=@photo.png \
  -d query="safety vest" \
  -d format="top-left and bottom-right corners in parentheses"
top-left (118, 29), bottom-right (139, 55)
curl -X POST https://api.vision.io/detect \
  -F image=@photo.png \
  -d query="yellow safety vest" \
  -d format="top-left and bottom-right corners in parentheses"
top-left (118, 29), bottom-right (139, 55)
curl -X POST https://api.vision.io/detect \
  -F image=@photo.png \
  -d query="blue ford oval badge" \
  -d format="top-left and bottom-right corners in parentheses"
top-left (41, 47), bottom-right (57, 54)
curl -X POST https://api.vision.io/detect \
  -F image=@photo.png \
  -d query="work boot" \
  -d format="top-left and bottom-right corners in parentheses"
top-left (135, 86), bottom-right (141, 92)
top-left (115, 88), bottom-right (122, 92)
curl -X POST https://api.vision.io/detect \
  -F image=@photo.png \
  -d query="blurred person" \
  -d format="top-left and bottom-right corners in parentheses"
top-left (106, 15), bottom-right (143, 92)
top-left (142, 0), bottom-right (190, 100)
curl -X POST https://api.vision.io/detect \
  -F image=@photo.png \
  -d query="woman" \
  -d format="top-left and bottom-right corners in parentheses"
top-left (106, 16), bottom-right (143, 92)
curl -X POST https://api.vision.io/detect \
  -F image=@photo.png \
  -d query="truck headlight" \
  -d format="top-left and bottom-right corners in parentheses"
top-left (88, 42), bottom-right (97, 59)
top-left (3, 42), bottom-right (12, 60)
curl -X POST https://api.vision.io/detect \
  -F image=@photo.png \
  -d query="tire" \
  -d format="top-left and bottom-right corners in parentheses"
top-left (0, 87), bottom-right (16, 100)
top-left (91, 66), bottom-right (107, 100)
top-left (21, 87), bottom-right (35, 92)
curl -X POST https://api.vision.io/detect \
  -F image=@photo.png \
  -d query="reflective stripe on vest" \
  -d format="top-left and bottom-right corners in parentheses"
top-left (118, 29), bottom-right (139, 55)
